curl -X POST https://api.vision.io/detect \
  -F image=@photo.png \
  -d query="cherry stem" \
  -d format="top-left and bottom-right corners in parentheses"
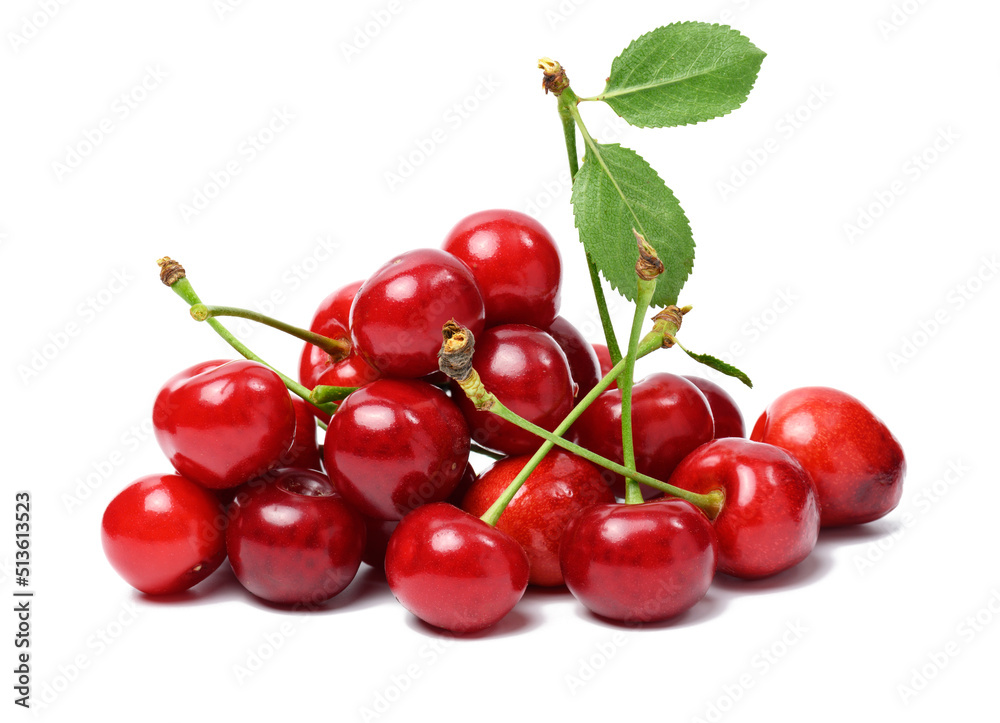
top-left (310, 384), bottom-right (358, 405)
top-left (474, 314), bottom-right (723, 524)
top-left (620, 268), bottom-right (658, 505)
top-left (156, 258), bottom-right (337, 418)
top-left (190, 304), bottom-right (351, 361)
top-left (542, 57), bottom-right (622, 366)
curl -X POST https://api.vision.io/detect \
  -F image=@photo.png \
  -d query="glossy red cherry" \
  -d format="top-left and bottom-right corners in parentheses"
top-left (310, 279), bottom-right (364, 329)
top-left (101, 473), bottom-right (227, 595)
top-left (153, 359), bottom-right (296, 489)
top-left (284, 397), bottom-right (323, 471)
top-left (592, 343), bottom-right (618, 390)
top-left (226, 468), bottom-right (366, 605)
top-left (460, 451), bottom-right (615, 586)
top-left (750, 386), bottom-right (905, 527)
top-left (560, 499), bottom-right (718, 623)
top-left (324, 379), bottom-right (471, 520)
top-left (442, 209), bottom-right (562, 328)
top-left (350, 248), bottom-right (485, 378)
top-left (669, 439), bottom-right (820, 579)
top-left (384, 503), bottom-right (529, 633)
top-left (569, 372), bottom-right (714, 499)
top-left (545, 316), bottom-right (602, 404)
top-left (360, 516), bottom-right (398, 570)
top-left (683, 375), bottom-right (746, 438)
top-left (452, 324), bottom-right (575, 455)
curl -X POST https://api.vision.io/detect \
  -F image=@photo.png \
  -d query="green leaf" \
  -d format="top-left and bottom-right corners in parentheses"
top-left (571, 142), bottom-right (693, 307)
top-left (596, 22), bottom-right (765, 128)
top-left (669, 336), bottom-right (753, 388)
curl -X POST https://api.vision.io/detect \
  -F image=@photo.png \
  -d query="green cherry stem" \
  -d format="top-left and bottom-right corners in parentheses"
top-left (156, 257), bottom-right (337, 418)
top-left (189, 304), bottom-right (351, 361)
top-left (541, 57), bottom-right (623, 366)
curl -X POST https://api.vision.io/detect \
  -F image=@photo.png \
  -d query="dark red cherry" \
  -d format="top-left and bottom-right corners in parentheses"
top-left (669, 439), bottom-right (820, 579)
top-left (226, 468), bottom-right (366, 605)
top-left (324, 379), bottom-right (471, 520)
top-left (384, 503), bottom-right (529, 633)
top-left (460, 451), bottom-right (615, 586)
top-left (750, 386), bottom-right (905, 527)
top-left (545, 316), bottom-right (602, 404)
top-left (350, 249), bottom-right (485, 378)
top-left (452, 324), bottom-right (575, 456)
top-left (560, 499), bottom-right (718, 623)
top-left (442, 209), bottom-right (562, 328)
top-left (592, 344), bottom-right (618, 390)
top-left (284, 397), bottom-right (323, 471)
top-left (569, 372), bottom-right (714, 499)
top-left (683, 375), bottom-right (746, 438)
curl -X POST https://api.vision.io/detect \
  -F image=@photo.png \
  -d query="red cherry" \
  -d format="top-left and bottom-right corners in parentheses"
top-left (152, 359), bottom-right (296, 489)
top-left (324, 379), bottom-right (471, 520)
top-left (545, 316), bottom-right (602, 404)
top-left (560, 499), bottom-right (718, 623)
top-left (669, 439), bottom-right (820, 579)
top-left (360, 516), bottom-right (398, 570)
top-left (683, 375), bottom-right (746, 438)
top-left (350, 249), bottom-right (485, 378)
top-left (569, 372), bottom-right (714, 499)
top-left (460, 451), bottom-right (615, 586)
top-left (384, 503), bottom-right (529, 633)
top-left (284, 397), bottom-right (323, 471)
top-left (445, 463), bottom-right (479, 507)
top-left (226, 468), bottom-right (366, 605)
top-left (750, 386), bottom-right (905, 527)
top-left (452, 324), bottom-right (575, 455)
top-left (101, 474), bottom-right (227, 595)
top-left (592, 343), bottom-right (618, 390)
top-left (309, 280), bottom-right (364, 329)
top-left (442, 209), bottom-right (562, 327)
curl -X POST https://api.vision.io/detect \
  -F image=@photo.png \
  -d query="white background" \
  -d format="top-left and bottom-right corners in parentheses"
top-left (3, 1), bottom-right (998, 721)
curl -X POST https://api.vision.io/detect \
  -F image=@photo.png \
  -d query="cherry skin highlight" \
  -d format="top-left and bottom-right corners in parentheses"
top-left (750, 386), bottom-right (905, 527)
top-left (460, 451), bottom-right (615, 586)
top-left (452, 324), bottom-right (575, 456)
top-left (152, 359), bottom-right (296, 489)
top-left (324, 379), bottom-right (471, 520)
top-left (350, 248), bottom-right (485, 378)
top-left (384, 503), bottom-right (529, 633)
top-left (101, 473), bottom-right (227, 595)
top-left (683, 375), bottom-right (746, 438)
top-left (442, 209), bottom-right (562, 328)
top-left (560, 499), bottom-right (718, 623)
top-left (669, 438), bottom-right (820, 579)
top-left (226, 468), bottom-right (366, 605)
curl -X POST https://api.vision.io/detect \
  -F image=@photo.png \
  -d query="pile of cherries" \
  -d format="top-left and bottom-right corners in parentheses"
top-left (101, 209), bottom-right (906, 632)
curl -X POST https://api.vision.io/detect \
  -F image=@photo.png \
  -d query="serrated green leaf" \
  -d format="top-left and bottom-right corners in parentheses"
top-left (673, 340), bottom-right (753, 388)
top-left (571, 142), bottom-right (693, 307)
top-left (596, 22), bottom-right (765, 128)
